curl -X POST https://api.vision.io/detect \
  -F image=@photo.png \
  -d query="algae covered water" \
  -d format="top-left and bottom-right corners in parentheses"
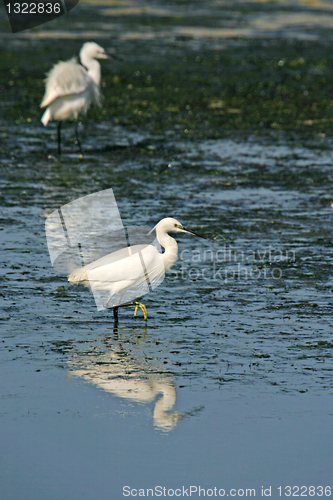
top-left (0, 1), bottom-right (333, 499)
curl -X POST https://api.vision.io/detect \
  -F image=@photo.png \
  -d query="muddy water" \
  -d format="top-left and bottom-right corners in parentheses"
top-left (1, 1), bottom-right (333, 499)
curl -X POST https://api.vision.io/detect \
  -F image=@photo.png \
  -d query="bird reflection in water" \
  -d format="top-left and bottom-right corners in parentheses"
top-left (67, 329), bottom-right (186, 431)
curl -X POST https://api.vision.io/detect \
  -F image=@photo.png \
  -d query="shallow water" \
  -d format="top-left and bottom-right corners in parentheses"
top-left (1, 1), bottom-right (333, 499)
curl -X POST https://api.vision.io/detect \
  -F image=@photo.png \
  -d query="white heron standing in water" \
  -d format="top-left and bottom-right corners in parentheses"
top-left (68, 217), bottom-right (205, 321)
top-left (40, 42), bottom-right (120, 156)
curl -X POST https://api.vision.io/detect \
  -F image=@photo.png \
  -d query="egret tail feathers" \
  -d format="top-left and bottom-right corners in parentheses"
top-left (68, 267), bottom-right (88, 285)
top-left (41, 108), bottom-right (51, 126)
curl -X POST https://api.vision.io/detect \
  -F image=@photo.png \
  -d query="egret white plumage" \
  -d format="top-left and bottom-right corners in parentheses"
top-left (40, 42), bottom-right (118, 156)
top-left (68, 217), bottom-right (205, 321)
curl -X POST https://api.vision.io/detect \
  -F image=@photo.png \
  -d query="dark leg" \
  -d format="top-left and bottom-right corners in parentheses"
top-left (75, 121), bottom-right (83, 156)
top-left (106, 302), bottom-right (147, 322)
top-left (57, 121), bottom-right (62, 156)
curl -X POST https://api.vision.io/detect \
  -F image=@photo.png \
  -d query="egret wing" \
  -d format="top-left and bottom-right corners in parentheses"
top-left (87, 249), bottom-right (152, 285)
top-left (68, 244), bottom-right (149, 285)
top-left (87, 244), bottom-right (164, 284)
top-left (94, 244), bottom-right (166, 308)
top-left (41, 58), bottom-right (94, 108)
top-left (69, 243), bottom-right (166, 309)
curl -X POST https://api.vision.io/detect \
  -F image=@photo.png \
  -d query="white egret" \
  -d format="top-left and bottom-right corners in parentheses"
top-left (68, 217), bottom-right (205, 321)
top-left (40, 42), bottom-right (119, 156)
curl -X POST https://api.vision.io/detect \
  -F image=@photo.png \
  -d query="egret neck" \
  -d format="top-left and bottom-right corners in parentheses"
top-left (156, 228), bottom-right (179, 272)
top-left (80, 56), bottom-right (101, 86)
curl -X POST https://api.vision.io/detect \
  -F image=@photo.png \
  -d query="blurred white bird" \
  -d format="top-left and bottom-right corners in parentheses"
top-left (68, 217), bottom-right (205, 321)
top-left (40, 42), bottom-right (119, 156)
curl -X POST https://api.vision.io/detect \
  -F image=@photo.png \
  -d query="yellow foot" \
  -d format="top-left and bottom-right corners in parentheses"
top-left (134, 302), bottom-right (148, 320)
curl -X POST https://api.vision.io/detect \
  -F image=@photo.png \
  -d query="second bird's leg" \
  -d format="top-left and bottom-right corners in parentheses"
top-left (113, 306), bottom-right (119, 322)
top-left (57, 121), bottom-right (62, 156)
top-left (74, 121), bottom-right (83, 156)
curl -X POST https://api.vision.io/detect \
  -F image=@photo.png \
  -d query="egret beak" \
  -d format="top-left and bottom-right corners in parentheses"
top-left (181, 227), bottom-right (206, 239)
top-left (108, 52), bottom-right (123, 61)
top-left (98, 52), bottom-right (110, 59)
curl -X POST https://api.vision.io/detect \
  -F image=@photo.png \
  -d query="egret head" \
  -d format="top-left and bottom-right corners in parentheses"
top-left (152, 218), bottom-right (205, 238)
top-left (80, 42), bottom-right (110, 61)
